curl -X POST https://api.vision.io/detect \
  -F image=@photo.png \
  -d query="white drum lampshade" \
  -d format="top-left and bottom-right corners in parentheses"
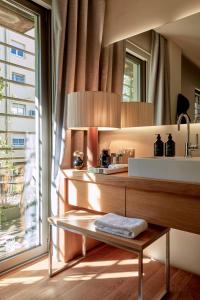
top-left (67, 91), bottom-right (121, 130)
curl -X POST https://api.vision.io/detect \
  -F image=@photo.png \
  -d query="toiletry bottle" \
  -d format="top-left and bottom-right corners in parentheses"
top-left (100, 149), bottom-right (111, 168)
top-left (154, 134), bottom-right (164, 156)
top-left (165, 133), bottom-right (175, 157)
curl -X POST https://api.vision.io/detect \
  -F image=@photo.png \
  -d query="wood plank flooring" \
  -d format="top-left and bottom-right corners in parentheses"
top-left (0, 245), bottom-right (200, 300)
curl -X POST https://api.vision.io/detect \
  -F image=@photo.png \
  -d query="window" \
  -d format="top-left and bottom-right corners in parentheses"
top-left (10, 41), bottom-right (25, 58)
top-left (123, 52), bottom-right (146, 102)
top-left (11, 103), bottom-right (26, 115)
top-left (28, 109), bottom-right (35, 116)
top-left (12, 72), bottom-right (25, 83)
top-left (0, 0), bottom-right (50, 274)
top-left (12, 138), bottom-right (25, 147)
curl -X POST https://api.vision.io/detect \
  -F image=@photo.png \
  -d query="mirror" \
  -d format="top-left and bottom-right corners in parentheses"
top-left (122, 12), bottom-right (200, 125)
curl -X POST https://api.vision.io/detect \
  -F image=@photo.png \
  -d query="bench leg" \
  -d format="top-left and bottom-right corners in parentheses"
top-left (138, 251), bottom-right (144, 300)
top-left (82, 234), bottom-right (87, 257)
top-left (48, 224), bottom-right (87, 278)
top-left (165, 231), bottom-right (170, 294)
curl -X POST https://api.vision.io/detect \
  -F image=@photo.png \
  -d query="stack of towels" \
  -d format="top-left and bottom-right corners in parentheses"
top-left (94, 213), bottom-right (148, 239)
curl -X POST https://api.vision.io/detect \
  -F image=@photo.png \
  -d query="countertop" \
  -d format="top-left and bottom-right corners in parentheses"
top-left (62, 169), bottom-right (200, 198)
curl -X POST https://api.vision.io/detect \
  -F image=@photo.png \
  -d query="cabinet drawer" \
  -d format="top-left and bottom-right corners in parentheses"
top-left (68, 180), bottom-right (125, 215)
top-left (126, 188), bottom-right (200, 233)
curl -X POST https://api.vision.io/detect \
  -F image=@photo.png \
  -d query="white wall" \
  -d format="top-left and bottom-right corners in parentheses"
top-left (104, 0), bottom-right (200, 45)
top-left (99, 124), bottom-right (200, 275)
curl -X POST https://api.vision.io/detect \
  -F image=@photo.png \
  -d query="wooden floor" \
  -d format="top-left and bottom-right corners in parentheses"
top-left (0, 245), bottom-right (200, 300)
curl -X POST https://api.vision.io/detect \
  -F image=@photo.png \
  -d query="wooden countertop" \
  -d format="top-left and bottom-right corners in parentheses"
top-left (62, 169), bottom-right (200, 198)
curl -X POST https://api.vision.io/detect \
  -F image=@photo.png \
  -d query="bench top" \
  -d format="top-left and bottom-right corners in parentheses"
top-left (48, 210), bottom-right (169, 251)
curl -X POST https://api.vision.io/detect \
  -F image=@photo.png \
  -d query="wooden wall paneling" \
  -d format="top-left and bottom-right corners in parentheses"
top-left (62, 130), bottom-right (87, 169)
top-left (71, 130), bottom-right (85, 153)
top-left (126, 188), bottom-right (200, 234)
top-left (87, 127), bottom-right (98, 167)
top-left (61, 129), bottom-right (72, 169)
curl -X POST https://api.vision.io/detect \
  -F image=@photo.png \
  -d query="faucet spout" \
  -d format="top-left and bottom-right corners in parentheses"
top-left (177, 113), bottom-right (191, 157)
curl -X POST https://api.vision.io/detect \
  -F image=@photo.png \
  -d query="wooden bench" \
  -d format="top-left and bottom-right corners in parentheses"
top-left (48, 210), bottom-right (170, 300)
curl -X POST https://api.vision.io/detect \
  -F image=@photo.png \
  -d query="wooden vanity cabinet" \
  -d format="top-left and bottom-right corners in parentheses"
top-left (59, 170), bottom-right (200, 262)
top-left (68, 180), bottom-right (125, 215)
top-left (126, 188), bottom-right (200, 234)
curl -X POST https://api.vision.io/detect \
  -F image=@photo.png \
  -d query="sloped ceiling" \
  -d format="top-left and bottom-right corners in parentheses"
top-left (156, 13), bottom-right (200, 68)
top-left (104, 0), bottom-right (200, 46)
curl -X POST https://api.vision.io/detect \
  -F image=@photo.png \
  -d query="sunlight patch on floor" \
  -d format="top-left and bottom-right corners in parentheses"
top-left (74, 259), bottom-right (118, 268)
top-left (21, 259), bottom-right (48, 271)
top-left (97, 271), bottom-right (140, 279)
top-left (0, 276), bottom-right (44, 286)
top-left (63, 274), bottom-right (95, 281)
top-left (118, 258), bottom-right (151, 265)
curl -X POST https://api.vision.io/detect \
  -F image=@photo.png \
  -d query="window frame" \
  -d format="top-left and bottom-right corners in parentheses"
top-left (123, 52), bottom-right (146, 102)
top-left (0, 0), bottom-right (51, 275)
top-left (28, 109), bottom-right (35, 117)
top-left (12, 72), bottom-right (26, 83)
top-left (10, 40), bottom-right (25, 58)
top-left (12, 137), bottom-right (25, 147)
top-left (11, 103), bottom-right (26, 115)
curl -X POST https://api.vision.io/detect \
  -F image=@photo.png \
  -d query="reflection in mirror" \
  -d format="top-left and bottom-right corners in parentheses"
top-left (122, 12), bottom-right (200, 125)
top-left (123, 52), bottom-right (146, 102)
top-left (121, 31), bottom-right (154, 127)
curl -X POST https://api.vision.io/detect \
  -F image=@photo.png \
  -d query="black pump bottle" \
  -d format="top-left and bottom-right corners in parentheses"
top-left (165, 133), bottom-right (175, 157)
top-left (154, 134), bottom-right (164, 156)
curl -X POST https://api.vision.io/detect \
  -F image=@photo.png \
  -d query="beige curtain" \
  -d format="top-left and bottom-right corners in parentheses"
top-left (51, 0), bottom-right (125, 260)
top-left (149, 31), bottom-right (171, 125)
top-left (52, 0), bottom-right (105, 179)
top-left (52, 0), bottom-right (125, 179)
top-left (100, 41), bottom-right (125, 95)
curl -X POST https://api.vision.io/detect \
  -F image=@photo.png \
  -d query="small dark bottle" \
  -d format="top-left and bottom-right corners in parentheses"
top-left (100, 149), bottom-right (111, 168)
top-left (154, 134), bottom-right (164, 156)
top-left (165, 133), bottom-right (175, 157)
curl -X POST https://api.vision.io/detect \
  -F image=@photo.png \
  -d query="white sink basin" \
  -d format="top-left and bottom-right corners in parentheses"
top-left (128, 157), bottom-right (200, 183)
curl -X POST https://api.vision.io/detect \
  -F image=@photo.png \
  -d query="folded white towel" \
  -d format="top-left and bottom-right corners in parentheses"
top-left (94, 213), bottom-right (148, 239)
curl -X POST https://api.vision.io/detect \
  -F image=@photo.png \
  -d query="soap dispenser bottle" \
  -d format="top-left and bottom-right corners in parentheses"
top-left (165, 133), bottom-right (175, 157)
top-left (154, 134), bottom-right (164, 156)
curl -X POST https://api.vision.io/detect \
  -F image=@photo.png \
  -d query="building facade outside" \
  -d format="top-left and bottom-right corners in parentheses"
top-left (0, 25), bottom-right (38, 259)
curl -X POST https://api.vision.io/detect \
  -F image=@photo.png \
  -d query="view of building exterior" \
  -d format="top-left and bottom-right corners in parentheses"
top-left (0, 25), bottom-right (38, 260)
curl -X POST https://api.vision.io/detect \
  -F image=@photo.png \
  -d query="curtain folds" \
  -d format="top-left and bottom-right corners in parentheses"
top-left (100, 41), bottom-right (125, 95)
top-left (50, 0), bottom-right (123, 260)
top-left (52, 0), bottom-right (125, 181)
top-left (149, 31), bottom-right (171, 125)
top-left (52, 0), bottom-right (105, 180)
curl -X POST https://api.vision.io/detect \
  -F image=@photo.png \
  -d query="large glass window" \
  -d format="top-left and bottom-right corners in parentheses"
top-left (0, 0), bottom-right (50, 273)
top-left (123, 52), bottom-right (146, 102)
